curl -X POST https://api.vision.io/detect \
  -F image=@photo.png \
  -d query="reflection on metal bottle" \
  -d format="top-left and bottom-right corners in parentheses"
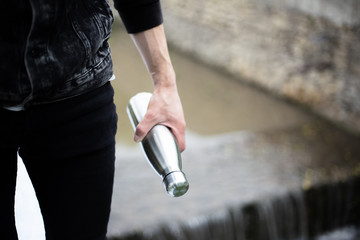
top-left (127, 92), bottom-right (189, 197)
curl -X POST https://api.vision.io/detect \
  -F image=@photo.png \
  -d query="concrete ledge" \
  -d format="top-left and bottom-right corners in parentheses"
top-left (253, 0), bottom-right (360, 26)
top-left (110, 177), bottom-right (360, 240)
top-left (161, 0), bottom-right (360, 135)
top-left (108, 120), bottom-right (360, 239)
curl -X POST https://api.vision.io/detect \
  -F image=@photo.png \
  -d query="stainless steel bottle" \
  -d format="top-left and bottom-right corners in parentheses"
top-left (127, 92), bottom-right (189, 197)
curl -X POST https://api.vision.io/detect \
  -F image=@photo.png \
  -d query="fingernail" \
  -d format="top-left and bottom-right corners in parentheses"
top-left (134, 135), bottom-right (141, 142)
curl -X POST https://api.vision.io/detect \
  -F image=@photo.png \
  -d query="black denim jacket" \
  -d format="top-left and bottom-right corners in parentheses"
top-left (0, 0), bottom-right (162, 109)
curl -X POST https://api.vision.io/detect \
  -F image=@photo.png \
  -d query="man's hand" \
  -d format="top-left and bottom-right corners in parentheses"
top-left (129, 24), bottom-right (186, 152)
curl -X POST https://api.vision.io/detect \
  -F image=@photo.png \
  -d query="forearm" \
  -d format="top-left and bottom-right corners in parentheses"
top-left (129, 24), bottom-right (176, 91)
top-left (128, 24), bottom-right (186, 151)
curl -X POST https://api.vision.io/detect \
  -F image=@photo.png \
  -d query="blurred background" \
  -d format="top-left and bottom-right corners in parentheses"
top-left (108, 0), bottom-right (360, 239)
top-left (15, 0), bottom-right (360, 239)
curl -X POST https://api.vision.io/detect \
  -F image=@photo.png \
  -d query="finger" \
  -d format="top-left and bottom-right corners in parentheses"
top-left (163, 122), bottom-right (186, 153)
top-left (173, 129), bottom-right (186, 153)
top-left (135, 115), bottom-right (186, 153)
top-left (134, 111), bottom-right (157, 142)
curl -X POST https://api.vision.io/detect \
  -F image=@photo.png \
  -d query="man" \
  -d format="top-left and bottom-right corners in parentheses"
top-left (0, 0), bottom-right (186, 239)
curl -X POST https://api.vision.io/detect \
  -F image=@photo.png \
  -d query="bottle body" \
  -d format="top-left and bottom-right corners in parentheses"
top-left (127, 92), bottom-right (189, 197)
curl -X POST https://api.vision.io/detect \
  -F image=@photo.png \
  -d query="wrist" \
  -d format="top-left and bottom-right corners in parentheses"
top-left (152, 67), bottom-right (177, 91)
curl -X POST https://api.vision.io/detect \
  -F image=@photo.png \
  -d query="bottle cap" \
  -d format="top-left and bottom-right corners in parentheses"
top-left (163, 171), bottom-right (189, 197)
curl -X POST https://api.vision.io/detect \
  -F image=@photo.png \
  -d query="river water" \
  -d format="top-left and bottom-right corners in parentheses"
top-left (108, 28), bottom-right (313, 145)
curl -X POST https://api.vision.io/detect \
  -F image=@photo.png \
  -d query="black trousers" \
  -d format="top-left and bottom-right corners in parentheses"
top-left (0, 83), bottom-right (118, 240)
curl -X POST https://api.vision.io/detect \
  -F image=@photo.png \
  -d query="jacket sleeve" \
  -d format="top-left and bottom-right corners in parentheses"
top-left (113, 0), bottom-right (163, 33)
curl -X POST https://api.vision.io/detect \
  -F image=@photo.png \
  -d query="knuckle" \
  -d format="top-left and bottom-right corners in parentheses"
top-left (145, 111), bottom-right (157, 122)
top-left (135, 124), bottom-right (147, 136)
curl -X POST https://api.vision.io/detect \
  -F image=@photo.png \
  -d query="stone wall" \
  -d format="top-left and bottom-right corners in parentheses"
top-left (160, 0), bottom-right (360, 134)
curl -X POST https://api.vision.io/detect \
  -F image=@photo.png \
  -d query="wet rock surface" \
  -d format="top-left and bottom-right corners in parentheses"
top-left (108, 120), bottom-right (360, 239)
